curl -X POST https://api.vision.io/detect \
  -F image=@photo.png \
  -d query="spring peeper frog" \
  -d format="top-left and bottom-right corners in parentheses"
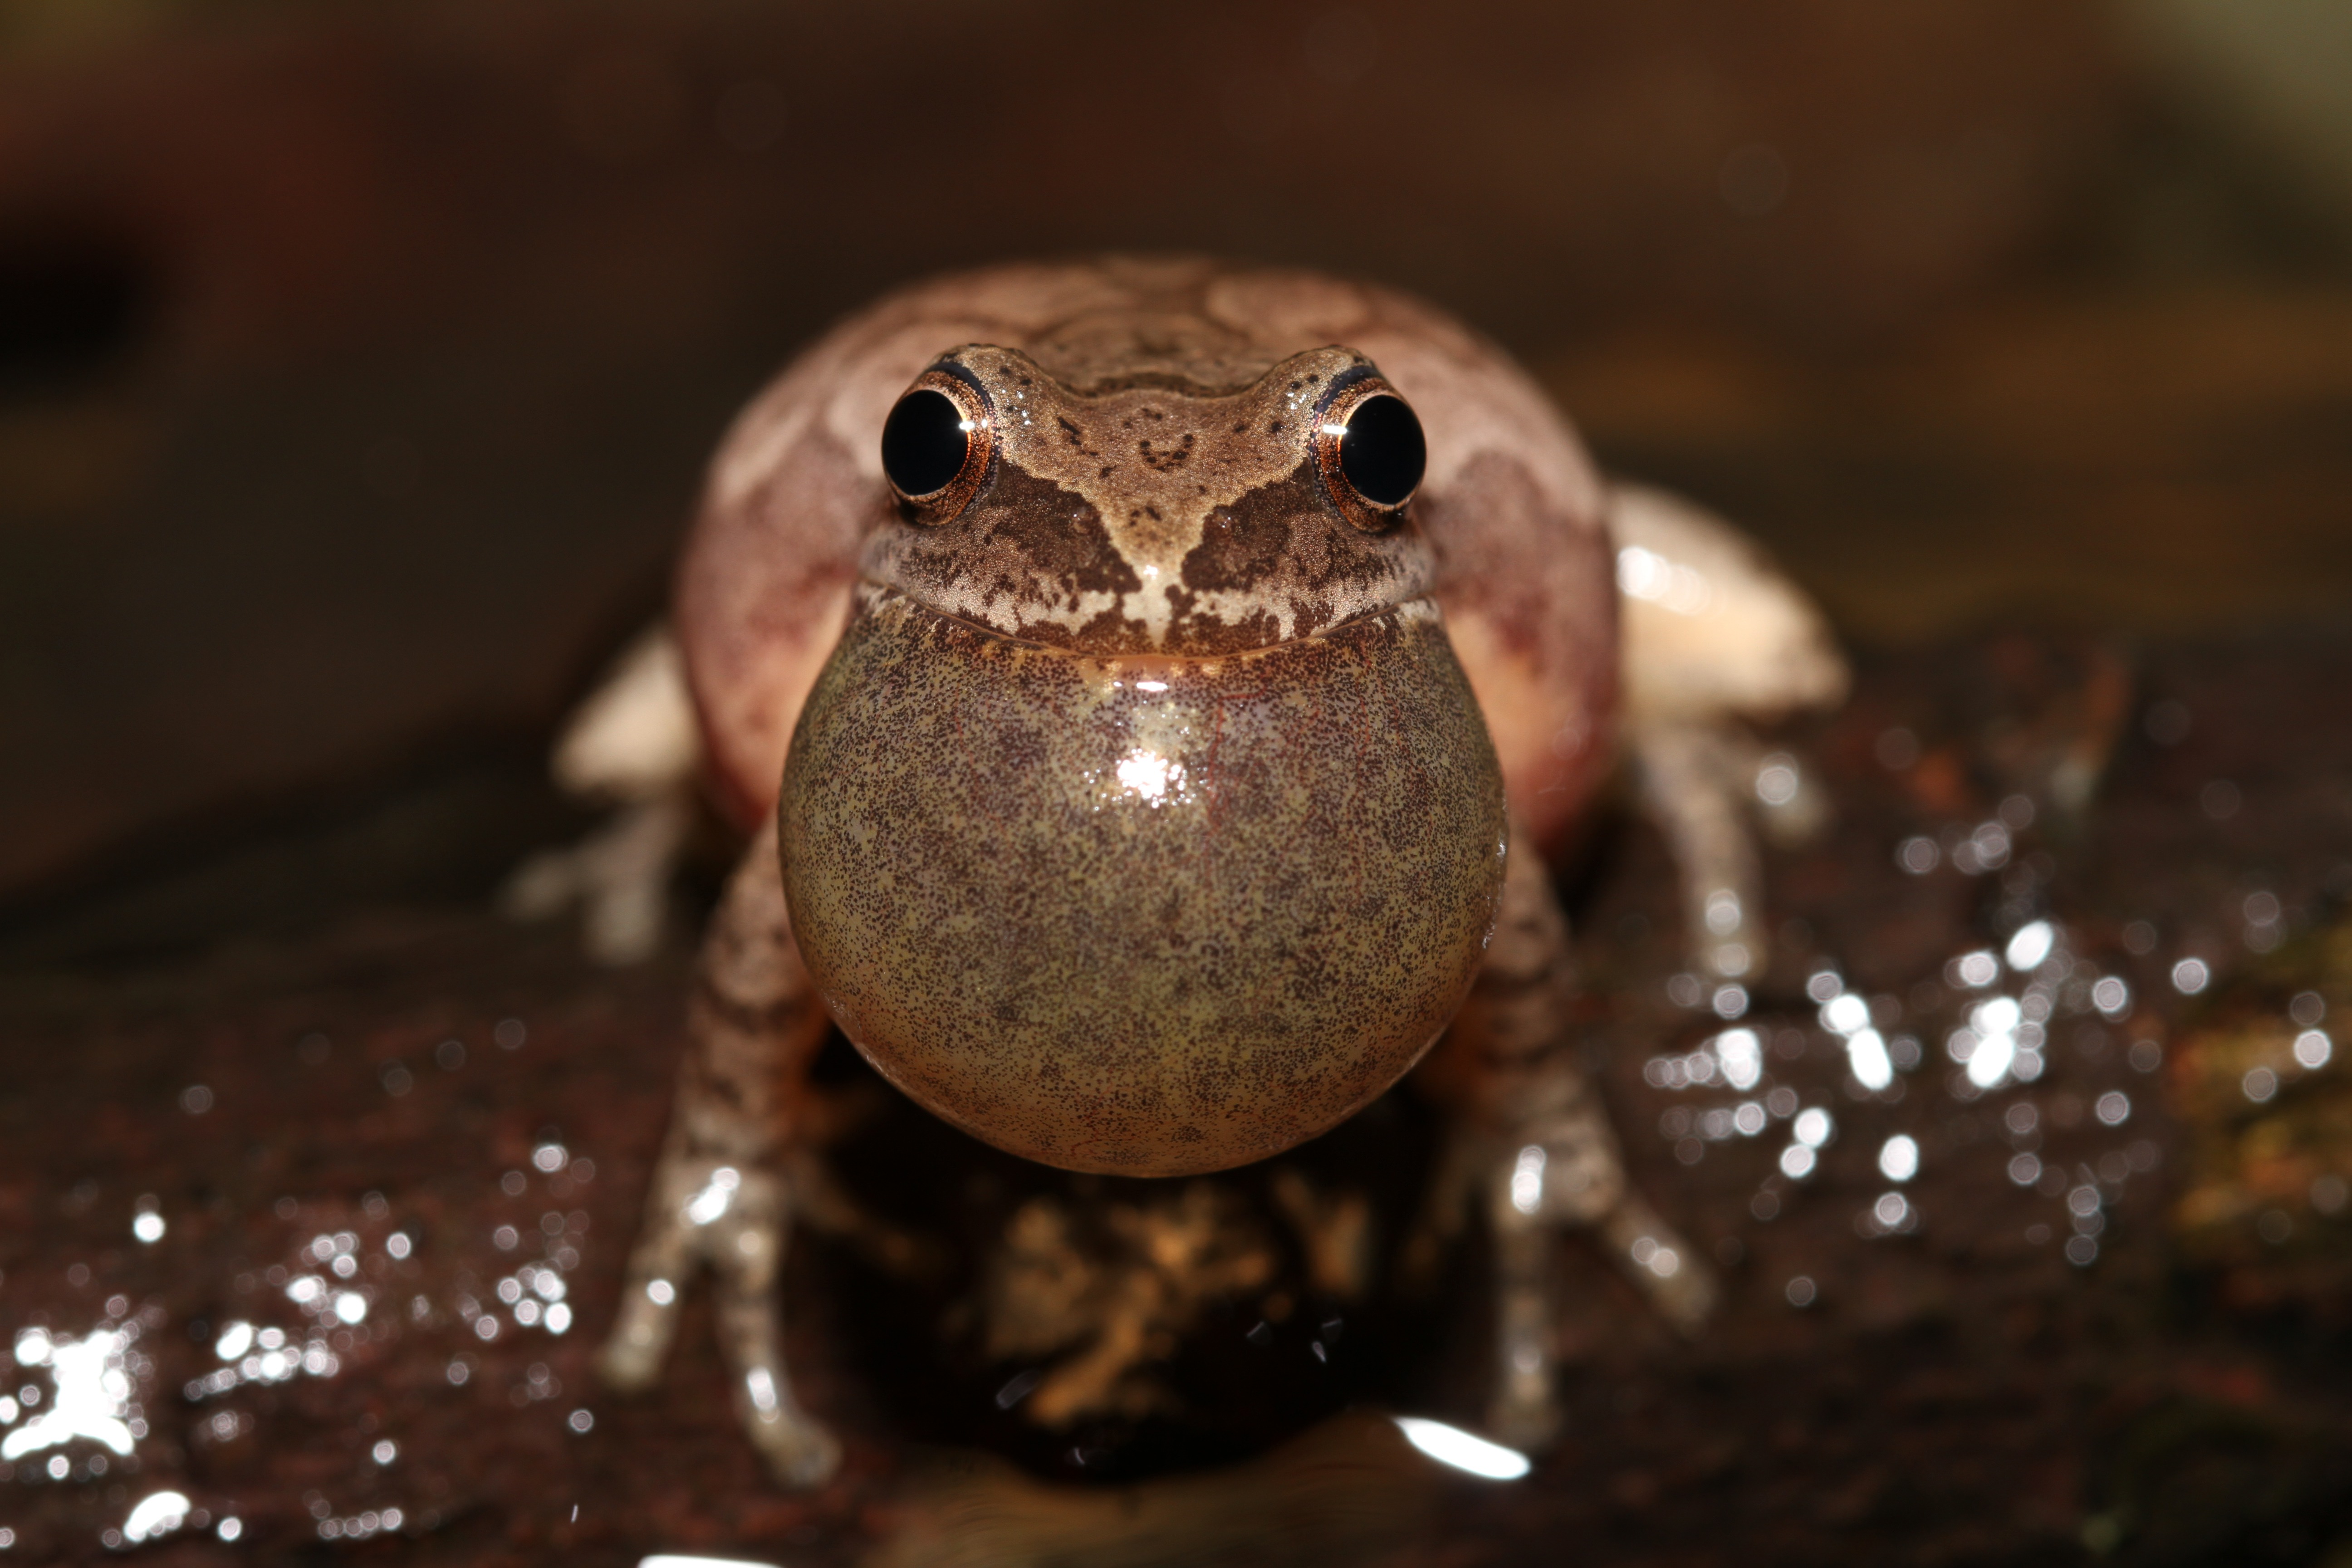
top-left (557, 258), bottom-right (1846, 1485)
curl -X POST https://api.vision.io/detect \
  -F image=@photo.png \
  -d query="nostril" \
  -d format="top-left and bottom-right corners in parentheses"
top-left (0, 230), bottom-right (156, 397)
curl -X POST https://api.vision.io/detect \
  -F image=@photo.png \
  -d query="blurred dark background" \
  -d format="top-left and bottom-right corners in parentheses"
top-left (5, 10), bottom-right (2352, 1565)
top-left (0, 0), bottom-right (2347, 944)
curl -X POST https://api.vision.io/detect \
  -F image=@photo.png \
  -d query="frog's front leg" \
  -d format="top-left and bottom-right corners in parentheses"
top-left (595, 815), bottom-right (841, 1486)
top-left (1611, 483), bottom-right (1848, 985)
top-left (1416, 818), bottom-right (1716, 1449)
top-left (1626, 719), bottom-right (1770, 985)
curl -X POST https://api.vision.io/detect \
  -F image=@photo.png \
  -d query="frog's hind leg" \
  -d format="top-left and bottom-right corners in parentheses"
top-left (595, 816), bottom-right (841, 1487)
top-left (1416, 818), bottom-right (1715, 1450)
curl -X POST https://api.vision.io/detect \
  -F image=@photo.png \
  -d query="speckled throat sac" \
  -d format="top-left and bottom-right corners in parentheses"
top-left (779, 584), bottom-right (1509, 1177)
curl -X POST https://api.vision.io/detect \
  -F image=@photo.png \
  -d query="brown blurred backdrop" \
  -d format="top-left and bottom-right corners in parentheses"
top-left (2, 0), bottom-right (2348, 933)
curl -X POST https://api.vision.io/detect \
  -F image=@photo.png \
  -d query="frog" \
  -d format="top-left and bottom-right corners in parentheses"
top-left (552, 257), bottom-right (1848, 1486)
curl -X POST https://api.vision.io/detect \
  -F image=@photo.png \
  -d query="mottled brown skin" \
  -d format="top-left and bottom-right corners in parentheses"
top-left (674, 257), bottom-right (1617, 1179)
top-left (782, 586), bottom-right (1506, 1176)
top-left (607, 260), bottom-right (1721, 1475)
top-left (862, 343), bottom-right (1435, 658)
top-left (678, 256), bottom-right (1616, 853)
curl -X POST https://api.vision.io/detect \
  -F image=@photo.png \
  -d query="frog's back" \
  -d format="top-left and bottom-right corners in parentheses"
top-left (677, 256), bottom-right (1616, 850)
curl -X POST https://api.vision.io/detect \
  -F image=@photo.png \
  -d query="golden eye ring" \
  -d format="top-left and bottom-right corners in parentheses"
top-left (1313, 374), bottom-right (1426, 532)
top-left (881, 366), bottom-right (994, 524)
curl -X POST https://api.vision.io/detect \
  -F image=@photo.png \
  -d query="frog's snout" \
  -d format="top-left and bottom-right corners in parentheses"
top-left (778, 585), bottom-right (1508, 1176)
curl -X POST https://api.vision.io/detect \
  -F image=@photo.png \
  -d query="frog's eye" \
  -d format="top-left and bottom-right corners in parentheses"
top-left (881, 368), bottom-right (993, 522)
top-left (1313, 377), bottom-right (1425, 530)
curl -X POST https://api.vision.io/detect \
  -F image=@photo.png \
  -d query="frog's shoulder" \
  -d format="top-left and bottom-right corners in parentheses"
top-left (1342, 287), bottom-right (1618, 854)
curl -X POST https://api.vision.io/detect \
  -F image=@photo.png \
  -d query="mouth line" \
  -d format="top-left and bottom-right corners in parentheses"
top-left (864, 579), bottom-right (1432, 662)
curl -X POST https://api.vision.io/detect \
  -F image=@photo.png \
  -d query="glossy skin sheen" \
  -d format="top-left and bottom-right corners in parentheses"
top-left (679, 258), bottom-right (1617, 1179)
top-left (784, 586), bottom-right (1505, 1175)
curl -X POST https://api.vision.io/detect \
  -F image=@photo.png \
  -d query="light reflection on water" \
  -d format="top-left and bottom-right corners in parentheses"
top-left (0, 696), bottom-right (2325, 1556)
top-left (1391, 1416), bottom-right (1531, 1481)
top-left (0, 1102), bottom-right (600, 1555)
top-left (3, 1318), bottom-right (146, 1462)
top-left (1644, 865), bottom-right (2184, 1274)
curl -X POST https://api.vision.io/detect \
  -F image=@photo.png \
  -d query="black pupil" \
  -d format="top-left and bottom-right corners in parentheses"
top-left (881, 388), bottom-right (970, 497)
top-left (1337, 393), bottom-right (1425, 508)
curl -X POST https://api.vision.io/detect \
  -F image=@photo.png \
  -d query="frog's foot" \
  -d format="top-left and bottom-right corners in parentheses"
top-left (705, 1167), bottom-right (841, 1487)
top-left (596, 819), bottom-right (842, 1488)
top-left (1478, 1059), bottom-right (1715, 1450)
top-left (1411, 813), bottom-right (1716, 1451)
top-left (594, 1140), bottom-right (705, 1392)
top-left (598, 1145), bottom-right (841, 1486)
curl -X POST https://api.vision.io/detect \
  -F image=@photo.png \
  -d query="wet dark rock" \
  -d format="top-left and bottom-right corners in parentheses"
top-left (1, 627), bottom-right (2350, 1563)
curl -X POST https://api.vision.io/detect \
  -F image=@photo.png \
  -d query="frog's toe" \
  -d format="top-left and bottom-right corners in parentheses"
top-left (1485, 1384), bottom-right (1561, 1454)
top-left (592, 1313), bottom-right (670, 1392)
top-left (744, 1401), bottom-right (842, 1489)
top-left (1597, 1196), bottom-right (1719, 1335)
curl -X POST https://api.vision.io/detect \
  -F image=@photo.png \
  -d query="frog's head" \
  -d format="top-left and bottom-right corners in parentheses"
top-left (860, 343), bottom-right (1438, 655)
top-left (778, 345), bottom-right (1508, 1178)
